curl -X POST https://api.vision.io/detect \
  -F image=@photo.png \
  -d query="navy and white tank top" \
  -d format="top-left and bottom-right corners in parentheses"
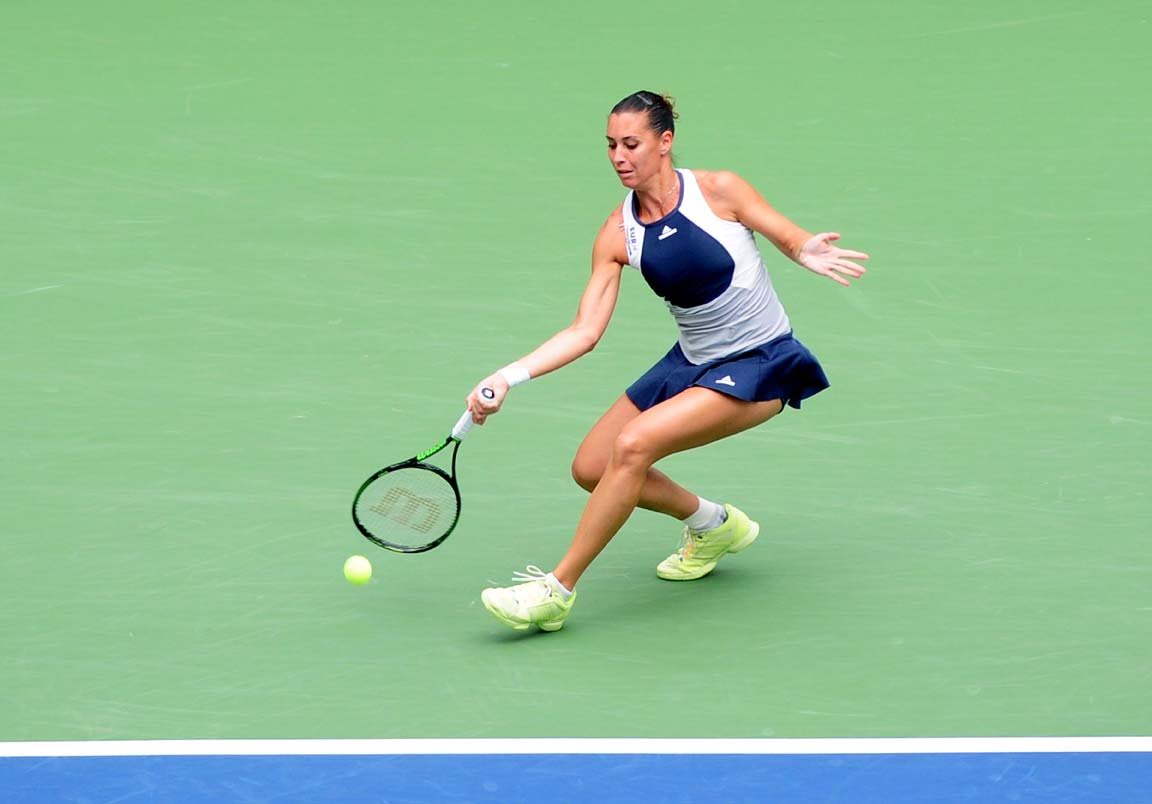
top-left (621, 169), bottom-right (790, 364)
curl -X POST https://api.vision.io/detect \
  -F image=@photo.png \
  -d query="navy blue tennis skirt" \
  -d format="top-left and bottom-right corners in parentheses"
top-left (625, 331), bottom-right (830, 411)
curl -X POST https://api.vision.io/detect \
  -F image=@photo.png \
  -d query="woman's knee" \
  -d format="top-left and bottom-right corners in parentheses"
top-left (571, 453), bottom-right (603, 492)
top-left (611, 426), bottom-right (659, 471)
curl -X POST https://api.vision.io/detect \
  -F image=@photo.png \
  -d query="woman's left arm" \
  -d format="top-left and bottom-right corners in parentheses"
top-left (705, 170), bottom-right (869, 287)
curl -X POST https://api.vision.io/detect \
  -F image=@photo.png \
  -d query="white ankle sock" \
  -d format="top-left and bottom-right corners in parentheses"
top-left (683, 497), bottom-right (727, 533)
top-left (546, 572), bottom-right (573, 599)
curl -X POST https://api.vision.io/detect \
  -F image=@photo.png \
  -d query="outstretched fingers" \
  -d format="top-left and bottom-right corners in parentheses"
top-left (809, 232), bottom-right (840, 249)
top-left (819, 266), bottom-right (851, 286)
top-left (834, 259), bottom-right (867, 277)
top-left (801, 233), bottom-right (870, 285)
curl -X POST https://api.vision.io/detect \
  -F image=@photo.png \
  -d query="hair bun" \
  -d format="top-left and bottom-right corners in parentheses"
top-left (611, 90), bottom-right (679, 134)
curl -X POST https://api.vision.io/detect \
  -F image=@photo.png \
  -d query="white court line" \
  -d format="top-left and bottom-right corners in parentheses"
top-left (1, 738), bottom-right (1151, 757)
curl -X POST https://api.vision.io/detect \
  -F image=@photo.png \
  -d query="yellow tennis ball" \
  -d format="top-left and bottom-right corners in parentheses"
top-left (343, 555), bottom-right (372, 585)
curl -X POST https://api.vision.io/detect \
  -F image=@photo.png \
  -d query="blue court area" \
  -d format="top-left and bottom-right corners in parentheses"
top-left (3, 743), bottom-right (1150, 803)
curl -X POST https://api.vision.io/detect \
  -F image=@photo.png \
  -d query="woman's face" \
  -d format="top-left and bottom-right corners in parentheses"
top-left (606, 112), bottom-right (672, 188)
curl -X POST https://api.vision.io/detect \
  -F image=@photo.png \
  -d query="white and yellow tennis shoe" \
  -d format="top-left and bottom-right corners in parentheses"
top-left (657, 504), bottom-right (760, 580)
top-left (481, 566), bottom-right (576, 631)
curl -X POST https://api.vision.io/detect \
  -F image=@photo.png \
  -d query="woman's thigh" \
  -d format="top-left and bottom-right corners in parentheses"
top-left (572, 394), bottom-right (644, 486)
top-left (619, 388), bottom-right (783, 465)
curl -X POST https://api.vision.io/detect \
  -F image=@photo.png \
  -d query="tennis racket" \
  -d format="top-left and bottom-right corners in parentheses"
top-left (351, 388), bottom-right (493, 553)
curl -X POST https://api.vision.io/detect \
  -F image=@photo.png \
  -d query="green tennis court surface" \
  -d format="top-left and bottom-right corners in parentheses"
top-left (2, 0), bottom-right (1148, 744)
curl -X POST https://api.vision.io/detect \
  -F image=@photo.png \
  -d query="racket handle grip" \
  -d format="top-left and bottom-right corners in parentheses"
top-left (452, 410), bottom-right (475, 440)
top-left (452, 387), bottom-right (495, 441)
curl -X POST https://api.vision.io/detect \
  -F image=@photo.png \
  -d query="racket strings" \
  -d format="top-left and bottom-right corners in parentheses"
top-left (354, 466), bottom-right (459, 549)
top-left (369, 486), bottom-right (442, 533)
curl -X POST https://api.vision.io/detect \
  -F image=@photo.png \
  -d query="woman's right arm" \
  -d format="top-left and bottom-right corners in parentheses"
top-left (467, 209), bottom-right (628, 422)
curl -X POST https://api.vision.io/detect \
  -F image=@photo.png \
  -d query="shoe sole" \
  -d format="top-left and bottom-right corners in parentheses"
top-left (657, 521), bottom-right (760, 581)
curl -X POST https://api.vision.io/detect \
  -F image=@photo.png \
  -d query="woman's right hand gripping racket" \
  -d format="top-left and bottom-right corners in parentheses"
top-left (351, 388), bottom-right (494, 554)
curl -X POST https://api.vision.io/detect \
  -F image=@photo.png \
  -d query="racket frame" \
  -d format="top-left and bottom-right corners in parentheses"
top-left (351, 392), bottom-right (491, 554)
top-left (351, 437), bottom-right (464, 553)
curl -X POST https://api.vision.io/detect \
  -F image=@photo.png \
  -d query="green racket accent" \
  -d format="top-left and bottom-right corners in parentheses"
top-left (416, 439), bottom-right (451, 463)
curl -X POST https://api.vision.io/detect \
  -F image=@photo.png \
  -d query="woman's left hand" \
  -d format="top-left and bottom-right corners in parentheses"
top-left (797, 232), bottom-right (869, 286)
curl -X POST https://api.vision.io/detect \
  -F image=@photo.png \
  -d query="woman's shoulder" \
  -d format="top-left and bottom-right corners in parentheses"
top-left (593, 204), bottom-right (629, 264)
top-left (691, 169), bottom-right (758, 219)
top-left (601, 203), bottom-right (626, 231)
top-left (691, 168), bottom-right (747, 194)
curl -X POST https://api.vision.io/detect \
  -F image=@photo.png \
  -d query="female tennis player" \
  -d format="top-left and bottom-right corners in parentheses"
top-left (468, 91), bottom-right (868, 631)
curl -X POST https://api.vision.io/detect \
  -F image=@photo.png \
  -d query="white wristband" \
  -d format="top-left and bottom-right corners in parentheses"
top-left (498, 362), bottom-right (532, 388)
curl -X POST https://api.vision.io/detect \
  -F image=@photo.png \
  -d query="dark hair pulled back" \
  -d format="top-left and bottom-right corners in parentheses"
top-left (611, 90), bottom-right (678, 136)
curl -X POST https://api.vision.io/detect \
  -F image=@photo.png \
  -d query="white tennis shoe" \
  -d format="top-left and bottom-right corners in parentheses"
top-left (481, 566), bottom-right (576, 631)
